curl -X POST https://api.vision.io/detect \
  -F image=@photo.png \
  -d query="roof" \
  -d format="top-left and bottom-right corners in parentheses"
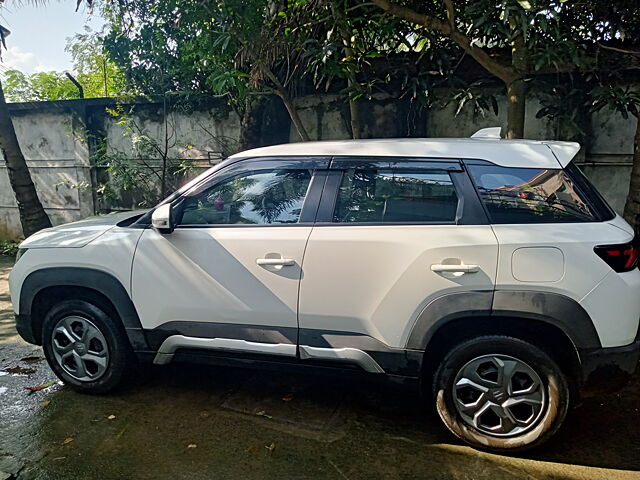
top-left (228, 137), bottom-right (581, 169)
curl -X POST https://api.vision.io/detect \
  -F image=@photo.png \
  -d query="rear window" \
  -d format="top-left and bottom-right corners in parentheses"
top-left (467, 163), bottom-right (614, 224)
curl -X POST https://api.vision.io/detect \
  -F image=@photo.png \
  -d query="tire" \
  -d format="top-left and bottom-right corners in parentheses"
top-left (42, 299), bottom-right (132, 394)
top-left (433, 335), bottom-right (569, 452)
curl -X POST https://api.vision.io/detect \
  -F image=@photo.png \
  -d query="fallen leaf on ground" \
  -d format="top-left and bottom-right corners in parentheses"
top-left (265, 443), bottom-right (276, 452)
top-left (20, 356), bottom-right (43, 364)
top-left (199, 411), bottom-right (209, 418)
top-left (62, 437), bottom-right (74, 445)
top-left (187, 444), bottom-right (197, 449)
top-left (281, 393), bottom-right (294, 402)
top-left (39, 400), bottom-right (51, 407)
top-left (25, 380), bottom-right (56, 395)
top-left (6, 366), bottom-right (36, 375)
top-left (107, 415), bottom-right (116, 420)
top-left (255, 410), bottom-right (273, 419)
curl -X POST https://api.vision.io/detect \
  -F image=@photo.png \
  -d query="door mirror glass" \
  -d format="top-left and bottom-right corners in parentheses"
top-left (152, 203), bottom-right (174, 233)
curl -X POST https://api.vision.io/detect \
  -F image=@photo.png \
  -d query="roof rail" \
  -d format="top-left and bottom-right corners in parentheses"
top-left (471, 127), bottom-right (502, 139)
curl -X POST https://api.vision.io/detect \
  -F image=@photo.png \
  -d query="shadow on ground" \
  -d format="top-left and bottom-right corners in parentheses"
top-left (1, 346), bottom-right (639, 480)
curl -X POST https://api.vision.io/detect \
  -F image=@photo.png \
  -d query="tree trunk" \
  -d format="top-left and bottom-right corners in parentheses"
top-left (623, 115), bottom-right (640, 229)
top-left (505, 15), bottom-right (527, 140)
top-left (331, 0), bottom-right (362, 139)
top-left (262, 66), bottom-right (310, 141)
top-left (506, 78), bottom-right (526, 139)
top-left (348, 99), bottom-right (361, 139)
top-left (275, 89), bottom-right (310, 141)
top-left (239, 96), bottom-right (265, 150)
top-left (0, 79), bottom-right (51, 237)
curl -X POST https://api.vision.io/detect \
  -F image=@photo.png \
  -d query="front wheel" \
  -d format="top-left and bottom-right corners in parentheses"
top-left (42, 299), bottom-right (132, 394)
top-left (433, 335), bottom-right (569, 451)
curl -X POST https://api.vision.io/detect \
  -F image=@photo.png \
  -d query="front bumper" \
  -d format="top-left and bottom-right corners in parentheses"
top-left (580, 339), bottom-right (640, 396)
top-left (15, 313), bottom-right (39, 345)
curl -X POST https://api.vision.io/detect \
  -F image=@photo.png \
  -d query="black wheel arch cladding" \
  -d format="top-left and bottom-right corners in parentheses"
top-left (19, 267), bottom-right (149, 351)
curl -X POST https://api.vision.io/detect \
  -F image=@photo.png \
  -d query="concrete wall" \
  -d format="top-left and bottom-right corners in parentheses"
top-left (0, 105), bottom-right (94, 239)
top-left (0, 94), bottom-right (636, 239)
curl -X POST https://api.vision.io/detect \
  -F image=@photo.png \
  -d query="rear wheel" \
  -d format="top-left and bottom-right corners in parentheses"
top-left (433, 335), bottom-right (569, 451)
top-left (42, 300), bottom-right (131, 394)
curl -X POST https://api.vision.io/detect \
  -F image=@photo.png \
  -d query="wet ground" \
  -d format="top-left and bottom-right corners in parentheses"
top-left (1, 256), bottom-right (640, 479)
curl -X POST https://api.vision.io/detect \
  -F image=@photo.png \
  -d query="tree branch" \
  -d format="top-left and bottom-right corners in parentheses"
top-left (369, 0), bottom-right (518, 83)
top-left (598, 43), bottom-right (640, 56)
top-left (443, 0), bottom-right (455, 29)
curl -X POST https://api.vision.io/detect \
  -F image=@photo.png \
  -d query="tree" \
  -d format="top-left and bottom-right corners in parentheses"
top-left (366, 0), bottom-right (639, 139)
top-left (0, 0), bottom-right (94, 236)
top-left (66, 26), bottom-right (131, 98)
top-left (2, 29), bottom-right (131, 102)
top-left (102, 0), bottom-right (314, 145)
top-left (0, 23), bottom-right (51, 236)
top-left (3, 70), bottom-right (80, 102)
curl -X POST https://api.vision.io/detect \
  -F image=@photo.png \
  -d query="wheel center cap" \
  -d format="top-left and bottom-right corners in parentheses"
top-left (491, 389), bottom-right (508, 403)
top-left (74, 342), bottom-right (86, 354)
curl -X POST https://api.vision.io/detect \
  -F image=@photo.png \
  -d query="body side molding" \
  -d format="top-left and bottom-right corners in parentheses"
top-left (146, 321), bottom-right (297, 351)
top-left (153, 335), bottom-right (297, 365)
top-left (298, 345), bottom-right (385, 373)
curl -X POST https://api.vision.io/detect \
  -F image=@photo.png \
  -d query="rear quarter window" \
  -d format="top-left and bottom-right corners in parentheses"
top-left (467, 163), bottom-right (614, 224)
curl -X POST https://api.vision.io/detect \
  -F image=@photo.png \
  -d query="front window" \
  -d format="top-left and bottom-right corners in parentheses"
top-left (468, 164), bottom-right (600, 223)
top-left (178, 169), bottom-right (312, 225)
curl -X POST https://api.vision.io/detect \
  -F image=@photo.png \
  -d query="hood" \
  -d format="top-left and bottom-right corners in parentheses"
top-left (20, 210), bottom-right (147, 249)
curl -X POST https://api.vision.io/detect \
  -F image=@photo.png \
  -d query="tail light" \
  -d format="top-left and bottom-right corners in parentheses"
top-left (594, 236), bottom-right (640, 272)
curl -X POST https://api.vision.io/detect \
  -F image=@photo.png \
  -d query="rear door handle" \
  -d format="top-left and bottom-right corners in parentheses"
top-left (256, 258), bottom-right (295, 267)
top-left (431, 264), bottom-right (479, 273)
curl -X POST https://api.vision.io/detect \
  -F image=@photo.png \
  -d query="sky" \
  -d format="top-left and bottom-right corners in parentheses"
top-left (0, 0), bottom-right (105, 75)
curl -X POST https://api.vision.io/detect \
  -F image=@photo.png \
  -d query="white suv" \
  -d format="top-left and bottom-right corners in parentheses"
top-left (9, 128), bottom-right (640, 451)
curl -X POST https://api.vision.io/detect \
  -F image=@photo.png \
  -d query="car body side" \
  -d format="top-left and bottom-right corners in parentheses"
top-left (9, 147), bottom-right (640, 397)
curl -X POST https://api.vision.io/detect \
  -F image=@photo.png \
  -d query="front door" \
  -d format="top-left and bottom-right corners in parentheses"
top-left (132, 158), bottom-right (328, 358)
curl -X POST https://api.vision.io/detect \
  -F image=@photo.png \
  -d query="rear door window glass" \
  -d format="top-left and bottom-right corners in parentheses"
top-left (467, 164), bottom-right (599, 223)
top-left (333, 168), bottom-right (458, 223)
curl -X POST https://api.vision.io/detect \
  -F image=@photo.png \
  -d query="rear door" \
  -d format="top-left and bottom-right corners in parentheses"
top-left (298, 158), bottom-right (499, 359)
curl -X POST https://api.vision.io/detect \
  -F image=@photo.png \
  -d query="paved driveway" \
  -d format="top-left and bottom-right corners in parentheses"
top-left (1, 256), bottom-right (639, 479)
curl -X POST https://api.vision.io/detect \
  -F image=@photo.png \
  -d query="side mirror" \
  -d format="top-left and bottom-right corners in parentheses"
top-left (151, 203), bottom-right (174, 233)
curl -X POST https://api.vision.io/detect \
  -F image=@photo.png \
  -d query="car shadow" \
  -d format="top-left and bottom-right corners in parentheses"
top-left (15, 360), bottom-right (637, 480)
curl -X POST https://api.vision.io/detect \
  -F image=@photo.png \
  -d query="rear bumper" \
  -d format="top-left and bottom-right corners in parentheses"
top-left (580, 339), bottom-right (640, 395)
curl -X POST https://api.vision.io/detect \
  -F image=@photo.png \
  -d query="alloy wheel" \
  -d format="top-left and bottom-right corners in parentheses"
top-left (452, 354), bottom-right (546, 437)
top-left (50, 315), bottom-right (110, 382)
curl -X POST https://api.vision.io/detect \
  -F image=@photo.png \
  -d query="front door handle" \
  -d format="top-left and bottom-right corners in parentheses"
top-left (431, 264), bottom-right (479, 274)
top-left (256, 258), bottom-right (295, 267)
